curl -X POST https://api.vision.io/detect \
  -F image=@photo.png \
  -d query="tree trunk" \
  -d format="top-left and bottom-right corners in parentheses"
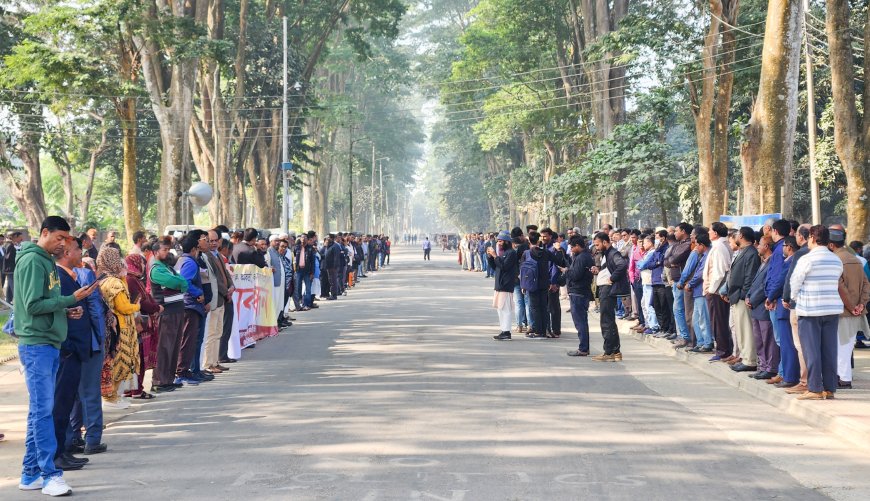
top-left (79, 115), bottom-right (108, 229)
top-left (825, 0), bottom-right (870, 240)
top-left (0, 130), bottom-right (48, 232)
top-left (711, 1), bottom-right (739, 219)
top-left (740, 0), bottom-right (803, 216)
top-left (117, 102), bottom-right (142, 240)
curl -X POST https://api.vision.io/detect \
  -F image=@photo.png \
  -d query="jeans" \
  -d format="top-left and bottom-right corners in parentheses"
top-left (672, 285), bottom-right (689, 340)
top-left (296, 271), bottom-right (313, 307)
top-left (770, 310), bottom-right (784, 376)
top-left (616, 299), bottom-right (625, 317)
top-left (190, 310), bottom-right (208, 374)
top-left (19, 343), bottom-right (62, 482)
top-left (69, 350), bottom-right (104, 448)
top-left (569, 295), bottom-right (590, 352)
top-left (642, 284), bottom-right (659, 330)
top-left (692, 296), bottom-right (712, 347)
top-left (479, 252), bottom-right (487, 272)
top-left (514, 285), bottom-right (528, 327)
top-left (598, 287), bottom-right (620, 354)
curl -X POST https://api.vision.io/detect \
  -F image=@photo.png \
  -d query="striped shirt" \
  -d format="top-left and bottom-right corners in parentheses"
top-left (789, 246), bottom-right (844, 316)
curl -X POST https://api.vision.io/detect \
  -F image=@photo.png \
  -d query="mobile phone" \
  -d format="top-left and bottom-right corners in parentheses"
top-left (95, 273), bottom-right (107, 282)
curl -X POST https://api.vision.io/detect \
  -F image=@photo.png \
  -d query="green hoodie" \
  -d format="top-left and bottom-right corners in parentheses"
top-left (13, 241), bottom-right (77, 349)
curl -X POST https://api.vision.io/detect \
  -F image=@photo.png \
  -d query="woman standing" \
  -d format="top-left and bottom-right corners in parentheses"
top-left (125, 253), bottom-right (162, 400)
top-left (488, 231), bottom-right (518, 340)
top-left (96, 247), bottom-right (141, 409)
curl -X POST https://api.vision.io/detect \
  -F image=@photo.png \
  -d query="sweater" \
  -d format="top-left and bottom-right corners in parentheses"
top-left (789, 246), bottom-right (844, 317)
top-left (13, 242), bottom-right (77, 349)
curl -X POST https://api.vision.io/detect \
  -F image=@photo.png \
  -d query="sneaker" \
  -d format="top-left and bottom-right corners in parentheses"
top-left (83, 443), bottom-right (108, 455)
top-left (103, 398), bottom-right (130, 410)
top-left (591, 353), bottom-right (616, 362)
top-left (796, 391), bottom-right (826, 400)
top-left (698, 345), bottom-right (713, 353)
top-left (642, 328), bottom-right (655, 335)
top-left (174, 376), bottom-right (199, 386)
top-left (612, 352), bottom-right (623, 361)
top-left (493, 332), bottom-right (511, 341)
top-left (525, 333), bottom-right (545, 339)
top-left (19, 476), bottom-right (43, 491)
top-left (567, 350), bottom-right (589, 357)
top-left (41, 476), bottom-right (72, 497)
top-left (708, 355), bottom-right (722, 362)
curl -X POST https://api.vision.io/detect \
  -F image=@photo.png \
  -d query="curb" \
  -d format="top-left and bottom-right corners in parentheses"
top-left (622, 322), bottom-right (870, 450)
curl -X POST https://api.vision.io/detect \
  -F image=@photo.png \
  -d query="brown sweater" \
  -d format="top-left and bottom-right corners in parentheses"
top-left (834, 246), bottom-right (870, 315)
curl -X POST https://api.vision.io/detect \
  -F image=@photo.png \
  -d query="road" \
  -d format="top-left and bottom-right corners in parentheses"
top-left (3, 245), bottom-right (870, 500)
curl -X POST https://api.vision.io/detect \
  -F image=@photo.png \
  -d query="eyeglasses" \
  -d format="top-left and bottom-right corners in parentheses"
top-left (208, 239), bottom-right (220, 243)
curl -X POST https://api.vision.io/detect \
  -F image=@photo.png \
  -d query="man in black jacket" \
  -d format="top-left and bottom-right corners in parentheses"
top-left (233, 228), bottom-right (267, 268)
top-left (563, 235), bottom-right (594, 356)
top-left (488, 231), bottom-right (518, 340)
top-left (324, 237), bottom-right (342, 300)
top-left (2, 231), bottom-right (22, 303)
top-left (727, 227), bottom-right (761, 372)
top-left (591, 232), bottom-right (630, 361)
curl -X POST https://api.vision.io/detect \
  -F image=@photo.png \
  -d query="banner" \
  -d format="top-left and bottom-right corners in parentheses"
top-left (720, 213), bottom-right (782, 231)
top-left (231, 264), bottom-right (279, 349)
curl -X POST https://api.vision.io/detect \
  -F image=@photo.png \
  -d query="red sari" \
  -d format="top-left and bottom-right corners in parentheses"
top-left (125, 255), bottom-right (161, 376)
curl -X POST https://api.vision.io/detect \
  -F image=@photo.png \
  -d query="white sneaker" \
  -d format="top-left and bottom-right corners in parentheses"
top-left (19, 477), bottom-right (43, 490)
top-left (41, 476), bottom-right (72, 496)
top-left (103, 398), bottom-right (131, 410)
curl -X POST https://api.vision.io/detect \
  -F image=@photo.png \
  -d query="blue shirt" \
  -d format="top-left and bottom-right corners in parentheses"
top-left (764, 239), bottom-right (786, 302)
top-left (688, 251), bottom-right (708, 298)
top-left (75, 267), bottom-right (105, 352)
top-left (679, 250), bottom-right (700, 286)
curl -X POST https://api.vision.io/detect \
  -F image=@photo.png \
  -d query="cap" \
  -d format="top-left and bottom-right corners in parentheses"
top-left (497, 230), bottom-right (512, 242)
top-left (830, 229), bottom-right (846, 242)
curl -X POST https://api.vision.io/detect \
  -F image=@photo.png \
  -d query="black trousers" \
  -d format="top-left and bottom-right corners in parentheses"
top-left (53, 350), bottom-right (82, 458)
top-left (219, 300), bottom-right (234, 361)
top-left (423, 249), bottom-right (431, 260)
top-left (328, 267), bottom-right (340, 298)
top-left (154, 311), bottom-right (184, 386)
top-left (528, 288), bottom-right (549, 334)
top-left (320, 267), bottom-right (331, 298)
top-left (707, 294), bottom-right (732, 357)
top-left (652, 284), bottom-right (674, 334)
top-left (548, 289), bottom-right (562, 334)
top-left (599, 286), bottom-right (621, 354)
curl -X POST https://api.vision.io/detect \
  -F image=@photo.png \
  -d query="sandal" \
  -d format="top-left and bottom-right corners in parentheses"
top-left (134, 392), bottom-right (155, 400)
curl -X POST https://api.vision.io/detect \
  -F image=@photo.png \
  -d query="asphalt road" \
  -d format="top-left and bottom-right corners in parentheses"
top-left (3, 245), bottom-right (870, 500)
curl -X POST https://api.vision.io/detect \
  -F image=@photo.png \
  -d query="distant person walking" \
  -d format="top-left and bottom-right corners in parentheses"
top-left (422, 237), bottom-right (432, 260)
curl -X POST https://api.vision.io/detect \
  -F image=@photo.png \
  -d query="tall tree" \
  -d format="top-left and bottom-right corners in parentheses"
top-left (825, 0), bottom-right (870, 240)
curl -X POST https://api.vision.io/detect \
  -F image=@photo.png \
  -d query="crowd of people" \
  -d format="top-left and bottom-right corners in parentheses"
top-left (6, 216), bottom-right (394, 496)
top-left (475, 220), bottom-right (870, 400)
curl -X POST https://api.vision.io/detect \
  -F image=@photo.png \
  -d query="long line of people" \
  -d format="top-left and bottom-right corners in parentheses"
top-left (10, 216), bottom-right (393, 497)
top-left (477, 220), bottom-right (870, 402)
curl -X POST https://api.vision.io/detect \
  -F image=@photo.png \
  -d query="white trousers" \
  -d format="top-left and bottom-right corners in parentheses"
top-left (494, 291), bottom-right (515, 332)
top-left (837, 315), bottom-right (869, 382)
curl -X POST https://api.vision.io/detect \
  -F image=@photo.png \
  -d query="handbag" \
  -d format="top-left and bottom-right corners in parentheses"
top-left (2, 312), bottom-right (15, 338)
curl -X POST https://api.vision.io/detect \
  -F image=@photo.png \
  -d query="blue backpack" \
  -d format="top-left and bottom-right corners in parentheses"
top-left (519, 251), bottom-right (540, 291)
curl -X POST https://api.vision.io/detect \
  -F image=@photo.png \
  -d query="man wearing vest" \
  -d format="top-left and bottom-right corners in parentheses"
top-left (149, 241), bottom-right (189, 393)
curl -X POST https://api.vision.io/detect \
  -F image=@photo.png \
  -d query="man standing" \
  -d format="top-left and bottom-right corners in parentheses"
top-left (129, 231), bottom-right (147, 257)
top-left (540, 228), bottom-right (567, 337)
top-left (85, 228), bottom-right (99, 259)
top-left (217, 238), bottom-right (238, 365)
top-left (590, 232), bottom-right (630, 361)
top-left (703, 222), bottom-right (733, 361)
top-left (423, 237), bottom-right (432, 260)
top-left (149, 241), bottom-right (189, 392)
top-left (829, 226), bottom-right (870, 389)
top-left (790, 226), bottom-right (844, 400)
top-left (781, 224), bottom-right (812, 393)
top-left (3, 231), bottom-right (23, 303)
top-left (16, 216), bottom-right (97, 496)
top-left (233, 228), bottom-right (267, 268)
top-left (202, 230), bottom-right (232, 374)
top-left (667, 223), bottom-right (694, 348)
top-left (175, 231), bottom-right (210, 384)
top-left (0, 233), bottom-right (6, 291)
top-left (266, 235), bottom-right (286, 323)
top-left (52, 237), bottom-right (97, 469)
top-left (324, 236), bottom-right (342, 300)
top-left (564, 235), bottom-right (594, 357)
top-left (727, 227), bottom-right (761, 372)
top-left (295, 234), bottom-right (315, 308)
top-left (765, 219), bottom-right (799, 387)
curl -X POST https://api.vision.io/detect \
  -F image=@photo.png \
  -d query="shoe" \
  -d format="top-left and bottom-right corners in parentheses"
top-left (41, 476), bottom-right (72, 497)
top-left (796, 391), bottom-right (826, 400)
top-left (171, 382), bottom-right (184, 388)
top-left (102, 398), bottom-right (131, 410)
top-left (721, 355), bottom-right (737, 364)
top-left (698, 345), bottom-right (713, 353)
top-left (855, 340), bottom-right (869, 349)
top-left (215, 365), bottom-right (230, 371)
top-left (726, 357), bottom-right (742, 366)
top-left (673, 340), bottom-right (688, 348)
top-left (731, 363), bottom-right (757, 372)
top-left (752, 371), bottom-right (777, 380)
top-left (838, 379), bottom-right (852, 389)
top-left (591, 353), bottom-right (616, 362)
top-left (766, 375), bottom-right (783, 384)
top-left (525, 333), bottom-right (545, 339)
top-left (54, 456), bottom-right (84, 471)
top-left (207, 366), bottom-right (223, 374)
top-left (493, 332), bottom-right (511, 341)
top-left (567, 350), bottom-right (589, 357)
top-left (174, 376), bottom-right (199, 386)
top-left (612, 352), bottom-right (623, 361)
top-left (327, 297), bottom-right (337, 300)
top-left (83, 443), bottom-right (108, 455)
top-left (19, 476), bottom-right (43, 491)
top-left (66, 443), bottom-right (84, 454)
top-left (60, 453), bottom-right (88, 465)
top-left (708, 355), bottom-right (722, 362)
top-left (785, 384), bottom-right (809, 394)
top-left (310, 303), bottom-right (320, 308)
top-left (219, 358), bottom-right (237, 364)
top-left (642, 328), bottom-right (655, 335)
top-left (665, 333), bottom-right (678, 340)
top-left (823, 391), bottom-right (836, 399)
top-left (775, 380), bottom-right (798, 388)
top-left (198, 372), bottom-right (215, 381)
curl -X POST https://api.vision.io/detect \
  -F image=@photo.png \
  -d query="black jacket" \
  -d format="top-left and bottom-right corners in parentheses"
top-left (324, 243), bottom-right (343, 269)
top-left (58, 268), bottom-right (92, 361)
top-left (726, 245), bottom-right (760, 303)
top-left (488, 248), bottom-right (518, 292)
top-left (1, 243), bottom-right (16, 274)
top-left (295, 244), bottom-right (316, 273)
top-left (664, 238), bottom-right (692, 282)
top-left (566, 250), bottom-right (594, 298)
top-left (525, 246), bottom-right (554, 292)
top-left (748, 260), bottom-right (770, 321)
top-left (601, 246), bottom-right (630, 297)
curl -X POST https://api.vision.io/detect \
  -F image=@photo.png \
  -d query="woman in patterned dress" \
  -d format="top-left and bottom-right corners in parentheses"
top-left (125, 253), bottom-right (161, 400)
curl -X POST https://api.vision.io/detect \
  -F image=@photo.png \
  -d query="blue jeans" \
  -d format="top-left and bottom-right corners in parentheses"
top-left (69, 350), bottom-right (104, 448)
top-left (514, 285), bottom-right (528, 327)
top-left (479, 252), bottom-right (488, 272)
top-left (643, 284), bottom-right (659, 330)
top-left (616, 298), bottom-right (625, 317)
top-left (776, 313), bottom-right (800, 383)
top-left (770, 310), bottom-right (784, 376)
top-left (569, 295), bottom-right (591, 352)
top-left (296, 271), bottom-right (313, 307)
top-left (672, 285), bottom-right (689, 340)
top-left (692, 297), bottom-right (712, 347)
top-left (19, 343), bottom-right (62, 482)
top-left (191, 311), bottom-right (208, 373)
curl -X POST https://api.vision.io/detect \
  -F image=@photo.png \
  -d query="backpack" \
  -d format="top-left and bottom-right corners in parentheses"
top-left (519, 251), bottom-right (540, 291)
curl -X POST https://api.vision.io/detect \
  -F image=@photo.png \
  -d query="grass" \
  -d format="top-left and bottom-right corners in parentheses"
top-left (0, 311), bottom-right (18, 363)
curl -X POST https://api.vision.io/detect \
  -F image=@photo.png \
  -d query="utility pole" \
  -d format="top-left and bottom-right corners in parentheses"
top-left (281, 16), bottom-right (289, 232)
top-left (803, 0), bottom-right (821, 224)
top-left (370, 144), bottom-right (376, 233)
top-left (348, 126), bottom-right (354, 230)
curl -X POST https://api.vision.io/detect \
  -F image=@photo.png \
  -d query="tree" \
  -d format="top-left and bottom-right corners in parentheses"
top-left (740, 0), bottom-right (803, 216)
top-left (825, 0), bottom-right (870, 240)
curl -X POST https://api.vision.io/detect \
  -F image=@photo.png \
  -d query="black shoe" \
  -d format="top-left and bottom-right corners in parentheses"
top-left (287, 317), bottom-right (297, 321)
top-left (310, 303), bottom-right (320, 308)
top-left (731, 363), bottom-right (758, 372)
top-left (838, 378), bottom-right (852, 389)
top-left (327, 296), bottom-right (337, 300)
top-left (151, 384), bottom-right (176, 393)
top-left (219, 358), bottom-right (237, 364)
top-left (171, 382), bottom-right (184, 388)
top-left (61, 453), bottom-right (88, 465)
top-left (774, 380), bottom-right (798, 388)
top-left (665, 333), bottom-right (678, 340)
top-left (54, 456), bottom-right (84, 471)
top-left (83, 443), bottom-right (108, 455)
top-left (855, 341), bottom-right (869, 349)
top-left (66, 443), bottom-right (84, 454)
top-left (195, 371), bottom-right (215, 381)
top-left (493, 332), bottom-right (511, 341)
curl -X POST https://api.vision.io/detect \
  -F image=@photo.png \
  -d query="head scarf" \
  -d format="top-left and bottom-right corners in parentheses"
top-left (96, 246), bottom-right (125, 278)
top-left (125, 253), bottom-right (146, 279)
